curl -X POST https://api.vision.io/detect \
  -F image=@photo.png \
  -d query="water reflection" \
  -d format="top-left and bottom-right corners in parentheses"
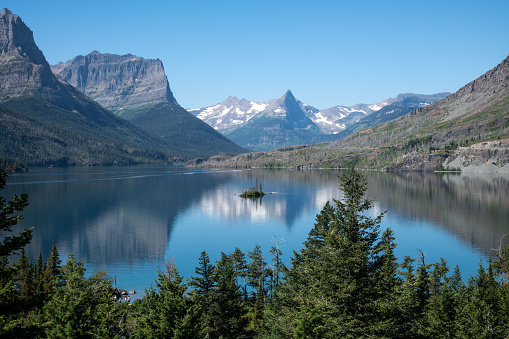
top-left (195, 168), bottom-right (341, 228)
top-left (365, 172), bottom-right (509, 256)
top-left (6, 166), bottom-right (232, 264)
top-left (3, 167), bottom-right (508, 295)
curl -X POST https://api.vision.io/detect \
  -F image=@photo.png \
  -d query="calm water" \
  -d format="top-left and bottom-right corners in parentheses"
top-left (4, 166), bottom-right (509, 299)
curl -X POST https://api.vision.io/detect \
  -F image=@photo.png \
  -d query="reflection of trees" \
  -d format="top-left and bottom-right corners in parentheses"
top-left (197, 169), bottom-right (342, 228)
top-left (365, 172), bottom-right (509, 255)
top-left (10, 167), bottom-right (229, 264)
top-left (10, 167), bottom-right (507, 267)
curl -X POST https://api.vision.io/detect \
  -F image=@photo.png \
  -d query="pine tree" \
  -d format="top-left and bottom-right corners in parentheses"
top-left (133, 258), bottom-right (200, 338)
top-left (0, 170), bottom-right (33, 335)
top-left (189, 251), bottom-right (216, 337)
top-left (231, 247), bottom-right (248, 300)
top-left (43, 254), bottom-right (118, 338)
top-left (266, 168), bottom-right (399, 338)
top-left (42, 240), bottom-right (62, 295)
top-left (0, 170), bottom-right (32, 261)
top-left (208, 252), bottom-right (249, 338)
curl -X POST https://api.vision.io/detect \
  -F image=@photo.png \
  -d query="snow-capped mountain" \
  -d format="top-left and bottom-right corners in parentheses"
top-left (189, 93), bottom-right (394, 135)
top-left (188, 91), bottom-right (450, 151)
top-left (188, 96), bottom-right (268, 134)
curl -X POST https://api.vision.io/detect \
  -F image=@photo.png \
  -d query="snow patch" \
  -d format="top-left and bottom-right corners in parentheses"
top-left (314, 112), bottom-right (333, 125)
top-left (248, 102), bottom-right (267, 113)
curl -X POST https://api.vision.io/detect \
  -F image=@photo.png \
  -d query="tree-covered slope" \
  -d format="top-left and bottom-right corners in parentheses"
top-left (0, 96), bottom-right (168, 166)
top-left (52, 51), bottom-right (246, 159)
top-left (130, 102), bottom-right (247, 158)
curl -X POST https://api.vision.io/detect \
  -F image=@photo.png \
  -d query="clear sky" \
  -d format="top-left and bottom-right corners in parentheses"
top-left (4, 0), bottom-right (509, 109)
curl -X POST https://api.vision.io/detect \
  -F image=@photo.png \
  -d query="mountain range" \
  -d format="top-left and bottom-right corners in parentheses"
top-left (0, 8), bottom-right (170, 167)
top-left (201, 54), bottom-right (509, 172)
top-left (189, 91), bottom-right (449, 151)
top-left (0, 8), bottom-right (245, 168)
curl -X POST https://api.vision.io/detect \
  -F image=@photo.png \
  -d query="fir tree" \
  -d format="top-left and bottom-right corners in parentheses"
top-left (266, 168), bottom-right (399, 338)
top-left (42, 240), bottom-right (62, 295)
top-left (208, 253), bottom-right (250, 338)
top-left (43, 254), bottom-right (118, 338)
top-left (133, 259), bottom-right (200, 338)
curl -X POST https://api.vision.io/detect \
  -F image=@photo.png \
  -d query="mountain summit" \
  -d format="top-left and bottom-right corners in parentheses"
top-left (222, 90), bottom-right (324, 150)
top-left (51, 51), bottom-right (178, 116)
top-left (0, 8), bottom-right (169, 166)
top-left (0, 8), bottom-right (64, 101)
top-left (52, 51), bottom-right (246, 158)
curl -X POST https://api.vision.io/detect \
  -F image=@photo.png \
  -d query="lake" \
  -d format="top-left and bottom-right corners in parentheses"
top-left (4, 166), bottom-right (509, 299)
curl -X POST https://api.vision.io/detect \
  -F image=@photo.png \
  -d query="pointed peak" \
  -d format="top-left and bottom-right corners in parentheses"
top-left (0, 8), bottom-right (12, 16)
top-left (223, 95), bottom-right (240, 105)
top-left (90, 50), bottom-right (101, 55)
top-left (283, 89), bottom-right (294, 98)
top-left (279, 90), bottom-right (297, 104)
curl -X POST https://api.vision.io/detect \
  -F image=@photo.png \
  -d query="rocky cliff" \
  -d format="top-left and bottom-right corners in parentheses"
top-left (51, 51), bottom-right (177, 115)
top-left (0, 8), bottom-right (71, 104)
top-left (0, 8), bottom-right (169, 166)
top-left (51, 51), bottom-right (246, 158)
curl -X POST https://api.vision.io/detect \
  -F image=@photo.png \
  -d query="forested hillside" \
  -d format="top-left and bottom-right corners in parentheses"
top-left (2, 168), bottom-right (509, 337)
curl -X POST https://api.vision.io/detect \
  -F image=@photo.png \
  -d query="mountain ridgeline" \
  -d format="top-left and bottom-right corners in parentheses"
top-left (51, 51), bottom-right (246, 159)
top-left (197, 54), bottom-right (509, 172)
top-left (189, 90), bottom-right (449, 151)
top-left (0, 8), bottom-right (170, 167)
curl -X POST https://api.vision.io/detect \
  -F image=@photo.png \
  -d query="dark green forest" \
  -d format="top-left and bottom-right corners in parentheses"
top-left (1, 168), bottom-right (509, 338)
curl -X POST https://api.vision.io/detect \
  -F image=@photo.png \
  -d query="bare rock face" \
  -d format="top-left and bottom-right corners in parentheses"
top-left (0, 8), bottom-right (64, 101)
top-left (51, 51), bottom-right (178, 113)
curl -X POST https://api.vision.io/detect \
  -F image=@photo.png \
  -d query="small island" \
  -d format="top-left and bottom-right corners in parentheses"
top-left (240, 179), bottom-right (265, 199)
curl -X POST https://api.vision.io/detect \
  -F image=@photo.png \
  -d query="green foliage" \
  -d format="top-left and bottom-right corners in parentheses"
top-left (265, 168), bottom-right (401, 337)
top-left (240, 179), bottom-right (266, 199)
top-left (42, 254), bottom-right (120, 338)
top-left (132, 259), bottom-right (200, 338)
top-left (0, 171), bottom-right (32, 260)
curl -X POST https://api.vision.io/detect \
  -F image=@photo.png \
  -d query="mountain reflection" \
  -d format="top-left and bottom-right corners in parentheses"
top-left (365, 172), bottom-right (509, 255)
top-left (195, 169), bottom-right (341, 228)
top-left (7, 167), bottom-right (509, 275)
top-left (10, 166), bottom-right (231, 265)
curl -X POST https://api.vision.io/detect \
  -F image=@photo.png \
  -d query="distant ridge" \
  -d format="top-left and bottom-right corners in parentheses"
top-left (204, 53), bottom-right (509, 172)
top-left (189, 90), bottom-right (449, 151)
top-left (52, 51), bottom-right (246, 158)
top-left (220, 90), bottom-right (324, 151)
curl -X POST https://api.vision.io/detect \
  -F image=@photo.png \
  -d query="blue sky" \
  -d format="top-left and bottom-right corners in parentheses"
top-left (5, 0), bottom-right (509, 109)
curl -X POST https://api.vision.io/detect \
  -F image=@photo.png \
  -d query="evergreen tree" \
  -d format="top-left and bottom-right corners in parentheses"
top-left (189, 251), bottom-right (216, 337)
top-left (0, 170), bottom-right (34, 335)
top-left (133, 258), bottom-right (200, 338)
top-left (268, 236), bottom-right (285, 295)
top-left (0, 170), bottom-right (32, 261)
top-left (43, 254), bottom-right (119, 338)
top-left (266, 168), bottom-right (399, 338)
top-left (43, 240), bottom-right (62, 295)
top-left (232, 247), bottom-right (248, 300)
top-left (208, 252), bottom-right (249, 338)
